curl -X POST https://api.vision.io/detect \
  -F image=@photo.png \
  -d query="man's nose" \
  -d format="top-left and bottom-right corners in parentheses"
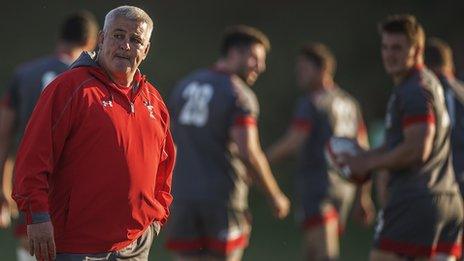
top-left (120, 39), bottom-right (130, 50)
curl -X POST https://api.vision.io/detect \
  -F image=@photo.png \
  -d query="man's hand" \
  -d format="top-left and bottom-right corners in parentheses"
top-left (0, 192), bottom-right (11, 228)
top-left (339, 153), bottom-right (372, 182)
top-left (269, 192), bottom-right (290, 219)
top-left (27, 221), bottom-right (56, 261)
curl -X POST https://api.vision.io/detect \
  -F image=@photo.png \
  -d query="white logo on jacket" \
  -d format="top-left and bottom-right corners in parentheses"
top-left (144, 101), bottom-right (155, 119)
top-left (102, 100), bottom-right (113, 107)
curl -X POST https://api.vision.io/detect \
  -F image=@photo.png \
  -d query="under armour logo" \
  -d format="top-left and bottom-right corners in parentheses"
top-left (102, 100), bottom-right (113, 107)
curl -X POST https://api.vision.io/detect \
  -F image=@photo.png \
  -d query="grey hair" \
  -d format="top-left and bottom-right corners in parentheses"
top-left (103, 6), bottom-right (153, 40)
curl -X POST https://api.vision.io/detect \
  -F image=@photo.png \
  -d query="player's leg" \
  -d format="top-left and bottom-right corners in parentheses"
top-left (165, 202), bottom-right (207, 261)
top-left (433, 193), bottom-right (463, 261)
top-left (203, 206), bottom-right (251, 261)
top-left (302, 202), bottom-right (340, 261)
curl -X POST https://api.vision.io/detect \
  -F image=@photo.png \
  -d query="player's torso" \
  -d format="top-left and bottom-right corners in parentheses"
top-left (385, 68), bottom-right (457, 201)
top-left (297, 88), bottom-right (359, 195)
top-left (169, 69), bottom-right (252, 208)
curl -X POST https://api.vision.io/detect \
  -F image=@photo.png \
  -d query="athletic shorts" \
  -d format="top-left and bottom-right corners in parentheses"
top-left (373, 193), bottom-right (463, 258)
top-left (55, 221), bottom-right (159, 260)
top-left (164, 201), bottom-right (251, 256)
top-left (298, 182), bottom-right (355, 233)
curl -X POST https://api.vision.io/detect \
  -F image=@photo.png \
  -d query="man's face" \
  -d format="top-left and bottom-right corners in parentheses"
top-left (98, 16), bottom-right (151, 78)
top-left (233, 43), bottom-right (267, 86)
top-left (295, 55), bottom-right (321, 90)
top-left (381, 32), bottom-right (418, 76)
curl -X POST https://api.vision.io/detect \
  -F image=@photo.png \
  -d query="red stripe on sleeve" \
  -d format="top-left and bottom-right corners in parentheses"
top-left (402, 114), bottom-right (436, 128)
top-left (234, 116), bottom-right (257, 126)
top-left (291, 118), bottom-right (311, 132)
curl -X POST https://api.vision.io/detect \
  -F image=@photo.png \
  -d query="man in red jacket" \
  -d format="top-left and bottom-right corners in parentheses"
top-left (12, 5), bottom-right (175, 261)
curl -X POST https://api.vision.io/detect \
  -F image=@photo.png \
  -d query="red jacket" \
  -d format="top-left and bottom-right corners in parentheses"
top-left (12, 53), bottom-right (175, 253)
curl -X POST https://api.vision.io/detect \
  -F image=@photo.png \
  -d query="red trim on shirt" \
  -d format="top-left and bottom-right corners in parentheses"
top-left (234, 116), bottom-right (257, 126)
top-left (165, 234), bottom-right (249, 254)
top-left (291, 118), bottom-right (312, 132)
top-left (402, 114), bottom-right (436, 128)
top-left (379, 238), bottom-right (462, 258)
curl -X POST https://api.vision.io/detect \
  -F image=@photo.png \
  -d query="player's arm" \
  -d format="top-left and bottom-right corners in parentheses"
top-left (0, 106), bottom-right (16, 228)
top-left (266, 124), bottom-right (309, 163)
top-left (266, 98), bottom-right (312, 163)
top-left (346, 122), bottom-right (434, 178)
top-left (346, 83), bottom-right (436, 177)
top-left (0, 81), bottom-right (20, 228)
top-left (231, 124), bottom-right (290, 219)
top-left (352, 116), bottom-right (376, 226)
top-left (368, 122), bottom-right (434, 170)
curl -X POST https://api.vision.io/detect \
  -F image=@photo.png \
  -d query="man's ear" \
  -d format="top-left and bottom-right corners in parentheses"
top-left (97, 30), bottom-right (105, 50)
top-left (413, 44), bottom-right (424, 63)
top-left (143, 42), bottom-right (151, 60)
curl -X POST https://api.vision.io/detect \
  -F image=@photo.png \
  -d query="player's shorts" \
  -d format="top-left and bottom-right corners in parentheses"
top-left (373, 193), bottom-right (463, 258)
top-left (165, 201), bottom-right (251, 256)
top-left (298, 181), bottom-right (356, 233)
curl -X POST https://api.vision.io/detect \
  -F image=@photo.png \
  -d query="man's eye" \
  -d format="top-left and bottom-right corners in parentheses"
top-left (131, 37), bottom-right (143, 44)
top-left (114, 34), bottom-right (124, 39)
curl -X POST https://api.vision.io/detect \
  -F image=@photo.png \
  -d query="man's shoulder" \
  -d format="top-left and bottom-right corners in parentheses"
top-left (333, 86), bottom-right (359, 104)
top-left (42, 67), bottom-right (95, 95)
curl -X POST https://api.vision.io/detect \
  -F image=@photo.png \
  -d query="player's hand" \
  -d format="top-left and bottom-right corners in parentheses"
top-left (0, 192), bottom-right (11, 228)
top-left (270, 192), bottom-right (290, 219)
top-left (27, 221), bottom-right (56, 261)
top-left (351, 193), bottom-right (376, 227)
top-left (339, 153), bottom-right (371, 181)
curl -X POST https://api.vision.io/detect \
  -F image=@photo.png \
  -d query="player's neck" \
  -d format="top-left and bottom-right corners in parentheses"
top-left (214, 60), bottom-right (234, 74)
top-left (310, 77), bottom-right (335, 92)
top-left (392, 63), bottom-right (423, 85)
top-left (55, 43), bottom-right (86, 64)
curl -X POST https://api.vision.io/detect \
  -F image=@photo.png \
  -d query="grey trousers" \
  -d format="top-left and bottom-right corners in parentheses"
top-left (55, 222), bottom-right (160, 261)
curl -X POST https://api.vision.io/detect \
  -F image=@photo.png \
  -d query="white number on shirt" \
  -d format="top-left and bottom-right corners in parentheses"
top-left (179, 82), bottom-right (214, 127)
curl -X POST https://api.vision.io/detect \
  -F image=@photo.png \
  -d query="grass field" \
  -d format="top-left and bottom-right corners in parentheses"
top-left (0, 193), bottom-right (374, 260)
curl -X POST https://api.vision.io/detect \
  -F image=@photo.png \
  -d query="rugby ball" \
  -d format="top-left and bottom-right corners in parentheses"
top-left (324, 137), bottom-right (365, 183)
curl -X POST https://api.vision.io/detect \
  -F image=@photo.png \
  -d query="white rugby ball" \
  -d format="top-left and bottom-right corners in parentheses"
top-left (324, 137), bottom-right (362, 181)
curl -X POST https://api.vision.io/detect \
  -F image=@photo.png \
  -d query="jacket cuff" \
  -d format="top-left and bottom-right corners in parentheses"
top-left (25, 212), bottom-right (51, 224)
